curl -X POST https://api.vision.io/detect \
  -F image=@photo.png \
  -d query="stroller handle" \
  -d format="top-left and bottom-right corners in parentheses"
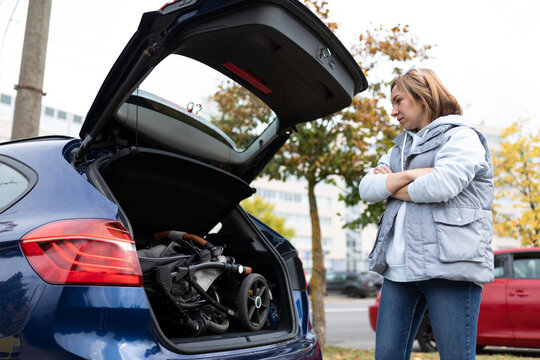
top-left (153, 230), bottom-right (253, 275)
top-left (154, 231), bottom-right (208, 248)
top-left (182, 233), bottom-right (208, 248)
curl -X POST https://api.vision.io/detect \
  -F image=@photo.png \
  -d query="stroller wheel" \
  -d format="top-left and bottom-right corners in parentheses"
top-left (204, 307), bottom-right (230, 334)
top-left (201, 305), bottom-right (229, 334)
top-left (237, 273), bottom-right (270, 331)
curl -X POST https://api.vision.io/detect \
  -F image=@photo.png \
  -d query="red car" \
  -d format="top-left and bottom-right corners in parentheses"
top-left (369, 248), bottom-right (540, 352)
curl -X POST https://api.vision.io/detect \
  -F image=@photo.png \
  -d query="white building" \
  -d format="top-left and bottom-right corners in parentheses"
top-left (0, 89), bottom-right (83, 142)
top-left (250, 177), bottom-right (348, 279)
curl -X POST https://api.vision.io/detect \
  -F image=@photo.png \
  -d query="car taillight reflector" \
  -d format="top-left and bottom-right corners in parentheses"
top-left (21, 219), bottom-right (142, 286)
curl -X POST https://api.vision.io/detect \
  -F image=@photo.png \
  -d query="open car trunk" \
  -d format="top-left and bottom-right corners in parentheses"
top-left (73, 0), bottom-right (366, 353)
top-left (87, 147), bottom-right (298, 353)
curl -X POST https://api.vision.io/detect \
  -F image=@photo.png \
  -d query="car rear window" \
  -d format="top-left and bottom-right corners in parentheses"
top-left (0, 156), bottom-right (37, 213)
top-left (138, 55), bottom-right (276, 151)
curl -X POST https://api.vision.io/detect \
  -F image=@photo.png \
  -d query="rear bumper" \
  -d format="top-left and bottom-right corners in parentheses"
top-left (16, 285), bottom-right (320, 359)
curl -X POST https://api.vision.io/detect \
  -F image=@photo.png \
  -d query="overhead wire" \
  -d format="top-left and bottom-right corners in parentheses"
top-left (0, 0), bottom-right (21, 84)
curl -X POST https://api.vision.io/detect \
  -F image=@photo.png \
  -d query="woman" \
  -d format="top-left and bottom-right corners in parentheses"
top-left (359, 67), bottom-right (494, 360)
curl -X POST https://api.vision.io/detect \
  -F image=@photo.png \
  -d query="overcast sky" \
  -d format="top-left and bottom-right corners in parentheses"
top-left (0, 0), bottom-right (538, 130)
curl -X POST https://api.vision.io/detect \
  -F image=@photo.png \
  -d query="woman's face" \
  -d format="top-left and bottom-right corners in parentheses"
top-left (391, 86), bottom-right (429, 131)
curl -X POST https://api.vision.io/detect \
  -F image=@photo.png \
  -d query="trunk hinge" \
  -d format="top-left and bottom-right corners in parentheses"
top-left (71, 134), bottom-right (93, 166)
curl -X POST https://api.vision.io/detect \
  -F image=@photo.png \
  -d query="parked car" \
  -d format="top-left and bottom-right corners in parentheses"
top-left (369, 248), bottom-right (540, 352)
top-left (0, 0), bottom-right (367, 358)
top-left (326, 271), bottom-right (383, 298)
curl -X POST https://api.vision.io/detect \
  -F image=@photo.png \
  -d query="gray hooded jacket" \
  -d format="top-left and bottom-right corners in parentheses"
top-left (367, 117), bottom-right (495, 284)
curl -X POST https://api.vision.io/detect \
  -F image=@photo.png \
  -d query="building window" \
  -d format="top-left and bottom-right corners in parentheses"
top-left (316, 196), bottom-right (331, 207)
top-left (257, 188), bottom-right (276, 199)
top-left (293, 236), bottom-right (332, 249)
top-left (255, 188), bottom-right (329, 206)
top-left (320, 217), bottom-right (332, 226)
top-left (44, 107), bottom-right (54, 117)
top-left (278, 191), bottom-right (302, 202)
top-left (292, 236), bottom-right (311, 247)
top-left (322, 237), bottom-right (332, 248)
top-left (57, 110), bottom-right (67, 120)
top-left (73, 115), bottom-right (83, 123)
top-left (276, 212), bottom-right (332, 227)
top-left (0, 93), bottom-right (12, 105)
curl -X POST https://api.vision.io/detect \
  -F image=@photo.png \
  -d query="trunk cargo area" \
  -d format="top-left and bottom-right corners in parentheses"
top-left (88, 147), bottom-right (298, 353)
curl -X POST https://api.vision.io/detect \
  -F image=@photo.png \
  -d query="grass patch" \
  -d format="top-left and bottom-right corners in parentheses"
top-left (322, 346), bottom-right (539, 359)
top-left (323, 346), bottom-right (374, 360)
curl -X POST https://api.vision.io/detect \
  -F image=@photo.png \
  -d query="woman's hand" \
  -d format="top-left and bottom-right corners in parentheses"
top-left (374, 166), bottom-right (393, 175)
top-left (383, 167), bottom-right (434, 200)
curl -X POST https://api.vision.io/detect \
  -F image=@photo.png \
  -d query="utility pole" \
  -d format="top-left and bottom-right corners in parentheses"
top-left (11, 0), bottom-right (52, 140)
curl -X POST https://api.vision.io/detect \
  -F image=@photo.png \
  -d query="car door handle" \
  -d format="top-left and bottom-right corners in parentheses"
top-left (508, 290), bottom-right (529, 297)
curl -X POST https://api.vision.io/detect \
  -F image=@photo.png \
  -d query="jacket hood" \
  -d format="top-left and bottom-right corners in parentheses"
top-left (425, 114), bottom-right (468, 130)
top-left (394, 114), bottom-right (468, 146)
top-left (407, 114), bottom-right (468, 136)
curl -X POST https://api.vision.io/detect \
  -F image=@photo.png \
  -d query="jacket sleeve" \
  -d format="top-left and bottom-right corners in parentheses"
top-left (408, 128), bottom-right (488, 203)
top-left (359, 147), bottom-right (394, 203)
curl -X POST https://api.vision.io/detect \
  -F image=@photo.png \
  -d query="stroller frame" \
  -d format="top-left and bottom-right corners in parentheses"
top-left (139, 230), bottom-right (271, 336)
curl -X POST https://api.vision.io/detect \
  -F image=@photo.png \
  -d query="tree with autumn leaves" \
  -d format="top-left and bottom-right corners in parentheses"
top-left (240, 196), bottom-right (296, 240)
top-left (492, 120), bottom-right (540, 247)
top-left (210, 0), bottom-right (431, 346)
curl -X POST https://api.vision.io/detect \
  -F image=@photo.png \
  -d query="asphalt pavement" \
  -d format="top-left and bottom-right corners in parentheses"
top-left (324, 294), bottom-right (377, 350)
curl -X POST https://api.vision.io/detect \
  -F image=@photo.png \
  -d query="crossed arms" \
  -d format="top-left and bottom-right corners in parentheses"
top-left (373, 166), bottom-right (433, 201)
top-left (359, 127), bottom-right (489, 204)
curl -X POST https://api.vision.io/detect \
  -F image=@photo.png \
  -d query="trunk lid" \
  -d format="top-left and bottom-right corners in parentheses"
top-left (77, 0), bottom-right (367, 181)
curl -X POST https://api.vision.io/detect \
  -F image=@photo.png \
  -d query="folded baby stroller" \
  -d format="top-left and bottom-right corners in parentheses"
top-left (138, 230), bottom-right (271, 336)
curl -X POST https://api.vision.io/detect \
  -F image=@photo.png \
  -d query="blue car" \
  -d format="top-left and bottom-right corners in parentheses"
top-left (0, 0), bottom-right (366, 358)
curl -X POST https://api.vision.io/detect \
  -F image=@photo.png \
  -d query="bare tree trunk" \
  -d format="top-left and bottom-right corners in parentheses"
top-left (11, 0), bottom-right (52, 140)
top-left (307, 178), bottom-right (326, 347)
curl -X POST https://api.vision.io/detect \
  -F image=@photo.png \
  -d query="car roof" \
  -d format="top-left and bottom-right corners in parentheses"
top-left (495, 247), bottom-right (540, 255)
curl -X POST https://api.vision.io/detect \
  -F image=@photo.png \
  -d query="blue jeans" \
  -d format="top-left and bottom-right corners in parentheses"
top-left (375, 278), bottom-right (482, 360)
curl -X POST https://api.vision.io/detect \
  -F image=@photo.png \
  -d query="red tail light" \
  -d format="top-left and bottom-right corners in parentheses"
top-left (159, 0), bottom-right (179, 11)
top-left (222, 62), bottom-right (273, 95)
top-left (21, 219), bottom-right (142, 286)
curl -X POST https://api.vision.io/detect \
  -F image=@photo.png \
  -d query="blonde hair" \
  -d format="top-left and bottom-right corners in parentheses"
top-left (391, 68), bottom-right (462, 122)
